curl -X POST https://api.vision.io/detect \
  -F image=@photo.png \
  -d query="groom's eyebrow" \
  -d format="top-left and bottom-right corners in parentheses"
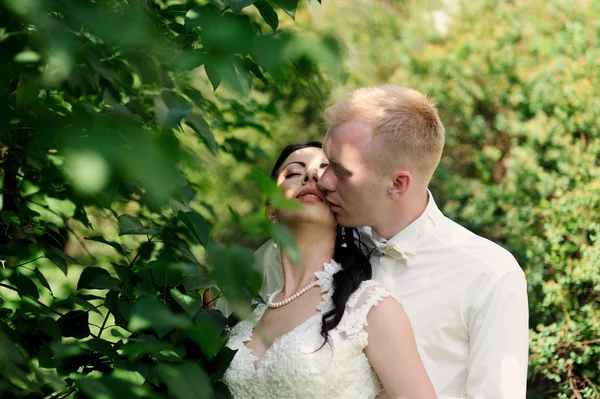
top-left (330, 160), bottom-right (351, 176)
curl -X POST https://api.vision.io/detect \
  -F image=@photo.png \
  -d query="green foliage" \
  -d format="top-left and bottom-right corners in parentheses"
top-left (0, 0), bottom-right (339, 397)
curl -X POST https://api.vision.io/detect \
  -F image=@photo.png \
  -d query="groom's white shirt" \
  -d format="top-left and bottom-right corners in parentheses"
top-left (233, 192), bottom-right (529, 399)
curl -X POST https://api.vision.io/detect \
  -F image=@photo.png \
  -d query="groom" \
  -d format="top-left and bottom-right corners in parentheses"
top-left (315, 85), bottom-right (529, 398)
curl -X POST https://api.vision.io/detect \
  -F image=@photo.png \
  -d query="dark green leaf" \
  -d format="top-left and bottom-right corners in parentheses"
top-left (245, 57), bottom-right (269, 85)
top-left (193, 309), bottom-right (228, 334)
top-left (254, 0), bottom-right (279, 32)
top-left (211, 381), bottom-right (233, 399)
top-left (112, 263), bottom-right (135, 297)
top-left (155, 90), bottom-right (193, 129)
top-left (0, 329), bottom-right (25, 364)
top-left (118, 214), bottom-right (160, 236)
top-left (34, 268), bottom-right (52, 294)
top-left (47, 246), bottom-right (78, 264)
top-left (39, 317), bottom-right (61, 340)
top-left (273, 0), bottom-right (298, 20)
top-left (77, 267), bottom-right (122, 291)
top-left (226, 0), bottom-right (257, 13)
top-left (46, 253), bottom-right (68, 275)
top-left (15, 274), bottom-right (39, 299)
top-left (150, 259), bottom-right (183, 288)
top-left (185, 113), bottom-right (219, 155)
top-left (178, 211), bottom-right (211, 247)
top-left (70, 294), bottom-right (102, 315)
top-left (85, 236), bottom-right (130, 255)
top-left (157, 362), bottom-right (212, 399)
top-left (129, 296), bottom-right (190, 339)
top-left (211, 347), bottom-right (237, 380)
top-left (185, 323), bottom-right (223, 360)
top-left (57, 310), bottom-right (90, 339)
top-left (205, 61), bottom-right (222, 91)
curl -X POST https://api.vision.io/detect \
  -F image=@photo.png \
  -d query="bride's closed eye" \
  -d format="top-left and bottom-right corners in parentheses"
top-left (284, 171), bottom-right (303, 178)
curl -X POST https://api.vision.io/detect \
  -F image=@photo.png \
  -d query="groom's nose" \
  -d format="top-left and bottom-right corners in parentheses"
top-left (317, 166), bottom-right (336, 192)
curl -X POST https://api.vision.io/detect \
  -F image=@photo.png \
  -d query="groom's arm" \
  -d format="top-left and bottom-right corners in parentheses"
top-left (466, 267), bottom-right (529, 399)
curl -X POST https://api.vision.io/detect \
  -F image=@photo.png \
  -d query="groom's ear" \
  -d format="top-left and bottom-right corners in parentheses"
top-left (388, 169), bottom-right (411, 199)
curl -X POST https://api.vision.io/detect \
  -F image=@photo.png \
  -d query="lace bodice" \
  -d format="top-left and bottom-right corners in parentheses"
top-left (223, 260), bottom-right (396, 399)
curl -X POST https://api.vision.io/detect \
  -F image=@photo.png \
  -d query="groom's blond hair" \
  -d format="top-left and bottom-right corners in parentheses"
top-left (324, 85), bottom-right (445, 184)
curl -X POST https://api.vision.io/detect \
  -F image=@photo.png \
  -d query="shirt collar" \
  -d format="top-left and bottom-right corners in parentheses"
top-left (360, 190), bottom-right (444, 263)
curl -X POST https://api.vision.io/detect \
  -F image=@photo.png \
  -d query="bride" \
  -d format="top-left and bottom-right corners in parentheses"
top-left (223, 142), bottom-right (436, 399)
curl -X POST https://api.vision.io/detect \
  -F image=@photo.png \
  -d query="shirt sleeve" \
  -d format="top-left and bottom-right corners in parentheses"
top-left (466, 268), bottom-right (529, 399)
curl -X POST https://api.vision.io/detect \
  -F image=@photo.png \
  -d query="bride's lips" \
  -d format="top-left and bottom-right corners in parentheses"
top-left (296, 188), bottom-right (325, 202)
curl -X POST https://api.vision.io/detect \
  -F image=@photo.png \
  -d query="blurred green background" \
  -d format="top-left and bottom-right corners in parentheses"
top-left (1, 0), bottom-right (599, 398)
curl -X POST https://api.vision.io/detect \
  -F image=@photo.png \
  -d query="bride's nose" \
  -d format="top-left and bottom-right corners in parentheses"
top-left (302, 168), bottom-right (319, 184)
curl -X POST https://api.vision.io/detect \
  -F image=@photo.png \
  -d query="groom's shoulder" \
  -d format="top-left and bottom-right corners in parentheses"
top-left (432, 215), bottom-right (522, 277)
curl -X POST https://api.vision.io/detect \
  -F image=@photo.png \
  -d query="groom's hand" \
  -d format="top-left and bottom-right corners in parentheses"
top-left (203, 288), bottom-right (214, 310)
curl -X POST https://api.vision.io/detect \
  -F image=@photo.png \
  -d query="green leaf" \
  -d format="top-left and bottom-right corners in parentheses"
top-left (254, 0), bottom-right (278, 32)
top-left (170, 288), bottom-right (203, 319)
top-left (273, 0), bottom-right (298, 20)
top-left (185, 323), bottom-right (224, 360)
top-left (39, 317), bottom-right (61, 340)
top-left (129, 296), bottom-right (190, 339)
top-left (157, 362), bottom-right (212, 399)
top-left (15, 274), bottom-right (39, 299)
top-left (112, 263), bottom-right (135, 297)
top-left (154, 90), bottom-right (193, 129)
top-left (47, 246), bottom-right (79, 264)
top-left (0, 329), bottom-right (25, 364)
top-left (205, 61), bottom-right (222, 91)
top-left (269, 222), bottom-right (300, 266)
top-left (57, 310), bottom-right (90, 339)
top-left (85, 236), bottom-right (130, 255)
top-left (77, 267), bottom-right (122, 291)
top-left (226, 0), bottom-right (257, 13)
top-left (118, 215), bottom-right (160, 236)
top-left (34, 268), bottom-right (52, 294)
top-left (150, 259), bottom-right (183, 288)
top-left (193, 309), bottom-right (228, 334)
top-left (245, 57), bottom-right (269, 85)
top-left (185, 113), bottom-right (219, 155)
top-left (46, 253), bottom-right (68, 275)
top-left (14, 50), bottom-right (41, 63)
top-left (178, 211), bottom-right (211, 247)
top-left (70, 294), bottom-right (102, 315)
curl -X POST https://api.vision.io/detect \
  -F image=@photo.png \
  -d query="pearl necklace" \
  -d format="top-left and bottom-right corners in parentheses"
top-left (267, 281), bottom-right (319, 308)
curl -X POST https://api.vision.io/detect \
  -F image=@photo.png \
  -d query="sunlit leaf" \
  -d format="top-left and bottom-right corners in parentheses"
top-left (118, 215), bottom-right (160, 236)
top-left (178, 211), bottom-right (211, 247)
top-left (34, 268), bottom-right (52, 294)
top-left (185, 113), bottom-right (219, 155)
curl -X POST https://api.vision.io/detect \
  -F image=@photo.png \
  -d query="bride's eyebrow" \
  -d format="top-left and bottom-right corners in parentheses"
top-left (282, 161), bottom-right (305, 170)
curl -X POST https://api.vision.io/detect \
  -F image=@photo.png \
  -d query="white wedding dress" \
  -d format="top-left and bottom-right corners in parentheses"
top-left (223, 260), bottom-right (395, 399)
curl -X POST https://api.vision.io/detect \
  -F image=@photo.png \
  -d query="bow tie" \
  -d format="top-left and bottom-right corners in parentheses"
top-left (359, 230), bottom-right (412, 266)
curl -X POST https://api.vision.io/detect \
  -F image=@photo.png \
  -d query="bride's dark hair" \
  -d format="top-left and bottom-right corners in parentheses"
top-left (271, 142), bottom-right (372, 346)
